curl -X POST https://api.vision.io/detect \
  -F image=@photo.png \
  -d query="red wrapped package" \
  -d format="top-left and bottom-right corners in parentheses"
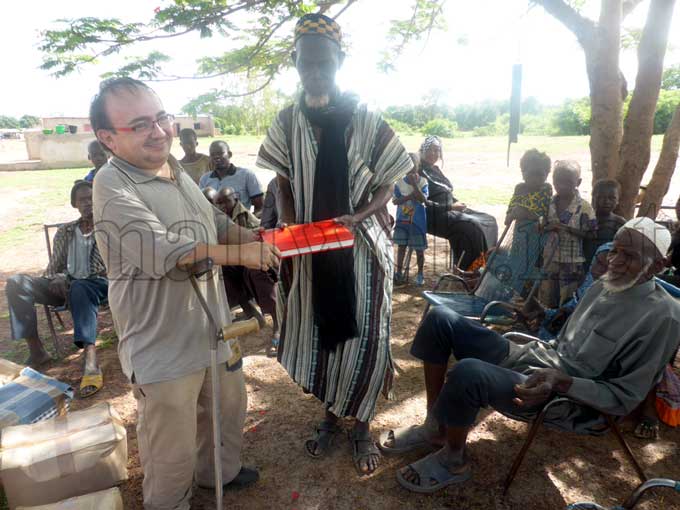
top-left (261, 220), bottom-right (354, 258)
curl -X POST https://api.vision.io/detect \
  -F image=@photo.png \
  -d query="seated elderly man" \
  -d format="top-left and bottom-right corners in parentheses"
top-left (380, 217), bottom-right (680, 494)
top-left (5, 180), bottom-right (108, 397)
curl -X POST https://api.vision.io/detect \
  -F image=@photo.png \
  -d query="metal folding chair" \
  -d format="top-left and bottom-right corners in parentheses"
top-left (567, 478), bottom-right (680, 509)
top-left (422, 220), bottom-right (551, 325)
top-left (501, 332), bottom-right (648, 496)
top-left (43, 223), bottom-right (67, 357)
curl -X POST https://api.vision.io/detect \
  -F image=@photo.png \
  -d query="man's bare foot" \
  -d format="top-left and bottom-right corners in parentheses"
top-left (351, 421), bottom-right (381, 475)
top-left (381, 421), bottom-right (445, 451)
top-left (25, 351), bottom-right (52, 367)
top-left (25, 337), bottom-right (51, 367)
top-left (80, 345), bottom-right (102, 398)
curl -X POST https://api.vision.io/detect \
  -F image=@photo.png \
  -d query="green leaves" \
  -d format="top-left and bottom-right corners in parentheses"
top-left (37, 0), bottom-right (447, 101)
top-left (379, 0), bottom-right (447, 72)
top-left (100, 52), bottom-right (172, 80)
top-left (662, 64), bottom-right (680, 91)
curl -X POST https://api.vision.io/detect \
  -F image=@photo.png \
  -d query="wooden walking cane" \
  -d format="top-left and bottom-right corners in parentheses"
top-left (187, 258), bottom-right (259, 509)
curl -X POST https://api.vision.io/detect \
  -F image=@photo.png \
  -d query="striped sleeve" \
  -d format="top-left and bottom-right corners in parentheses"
top-left (369, 116), bottom-right (413, 189)
top-left (257, 110), bottom-right (291, 179)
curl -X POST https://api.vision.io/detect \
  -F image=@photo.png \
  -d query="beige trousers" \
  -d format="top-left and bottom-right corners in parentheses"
top-left (133, 364), bottom-right (247, 510)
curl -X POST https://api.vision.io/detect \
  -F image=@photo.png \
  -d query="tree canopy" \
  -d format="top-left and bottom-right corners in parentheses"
top-left (39, 0), bottom-right (447, 98)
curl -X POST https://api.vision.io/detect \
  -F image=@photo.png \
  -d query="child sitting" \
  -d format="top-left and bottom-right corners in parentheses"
top-left (393, 154), bottom-right (429, 286)
top-left (214, 187), bottom-right (260, 229)
top-left (539, 160), bottom-right (597, 307)
top-left (582, 178), bottom-right (626, 270)
top-left (505, 148), bottom-right (553, 226)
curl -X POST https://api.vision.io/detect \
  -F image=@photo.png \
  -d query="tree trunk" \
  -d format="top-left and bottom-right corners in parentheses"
top-left (587, 0), bottom-right (623, 183)
top-left (637, 103), bottom-right (680, 219)
top-left (617, 0), bottom-right (676, 218)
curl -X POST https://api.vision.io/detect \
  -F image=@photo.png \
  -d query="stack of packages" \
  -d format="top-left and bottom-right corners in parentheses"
top-left (0, 402), bottom-right (128, 509)
top-left (0, 359), bottom-right (128, 509)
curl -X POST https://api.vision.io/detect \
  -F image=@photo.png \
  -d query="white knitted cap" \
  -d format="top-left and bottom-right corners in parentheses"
top-left (618, 217), bottom-right (671, 256)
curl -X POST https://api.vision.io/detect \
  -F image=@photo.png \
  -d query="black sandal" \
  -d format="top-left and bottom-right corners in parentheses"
top-left (305, 420), bottom-right (340, 459)
top-left (350, 428), bottom-right (381, 476)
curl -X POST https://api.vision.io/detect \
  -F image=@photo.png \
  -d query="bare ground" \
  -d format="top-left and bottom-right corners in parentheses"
top-left (1, 237), bottom-right (678, 510)
top-left (0, 140), bottom-right (679, 509)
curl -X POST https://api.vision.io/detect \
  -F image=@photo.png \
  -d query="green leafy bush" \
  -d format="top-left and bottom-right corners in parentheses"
top-left (421, 118), bottom-right (458, 138)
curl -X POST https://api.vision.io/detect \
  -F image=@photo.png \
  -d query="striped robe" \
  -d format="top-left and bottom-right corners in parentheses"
top-left (257, 100), bottom-right (412, 421)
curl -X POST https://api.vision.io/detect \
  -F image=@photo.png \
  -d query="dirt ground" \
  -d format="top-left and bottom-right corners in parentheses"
top-left (0, 139), bottom-right (679, 509)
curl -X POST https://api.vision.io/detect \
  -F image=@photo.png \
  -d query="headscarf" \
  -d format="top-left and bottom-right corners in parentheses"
top-left (294, 13), bottom-right (342, 47)
top-left (419, 135), bottom-right (442, 155)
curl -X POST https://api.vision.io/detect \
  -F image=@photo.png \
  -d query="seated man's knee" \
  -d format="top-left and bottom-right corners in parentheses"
top-left (411, 307), bottom-right (465, 364)
top-left (448, 358), bottom-right (487, 387)
top-left (6, 275), bottom-right (22, 293)
top-left (68, 280), bottom-right (98, 303)
top-left (5, 274), bottom-right (31, 298)
top-left (426, 305), bottom-right (464, 328)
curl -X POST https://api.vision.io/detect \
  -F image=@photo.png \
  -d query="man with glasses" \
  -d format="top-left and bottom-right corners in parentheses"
top-left (91, 77), bottom-right (279, 509)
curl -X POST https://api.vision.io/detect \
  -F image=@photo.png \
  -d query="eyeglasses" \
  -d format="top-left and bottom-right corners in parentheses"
top-left (110, 113), bottom-right (175, 134)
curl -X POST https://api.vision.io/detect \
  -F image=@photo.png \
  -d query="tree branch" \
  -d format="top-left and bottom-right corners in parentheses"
top-left (622, 0), bottom-right (645, 19)
top-left (333, 0), bottom-right (358, 20)
top-left (155, 14), bottom-right (294, 81)
top-left (532, 0), bottom-right (596, 47)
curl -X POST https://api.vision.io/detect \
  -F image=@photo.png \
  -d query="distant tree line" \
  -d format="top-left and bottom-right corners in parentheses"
top-left (0, 115), bottom-right (40, 129)
top-left (183, 63), bottom-right (680, 139)
top-left (383, 65), bottom-right (680, 138)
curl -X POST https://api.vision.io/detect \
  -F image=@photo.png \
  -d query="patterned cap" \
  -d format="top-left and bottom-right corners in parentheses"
top-left (294, 13), bottom-right (342, 46)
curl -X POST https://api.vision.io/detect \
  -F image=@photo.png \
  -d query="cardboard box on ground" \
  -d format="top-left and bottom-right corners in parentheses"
top-left (16, 487), bottom-right (123, 510)
top-left (0, 402), bottom-right (128, 509)
top-left (0, 359), bottom-right (23, 386)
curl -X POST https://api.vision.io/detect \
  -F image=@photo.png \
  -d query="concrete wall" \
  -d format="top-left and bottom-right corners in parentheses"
top-left (43, 116), bottom-right (217, 137)
top-left (42, 117), bottom-right (93, 133)
top-left (173, 116), bottom-right (216, 137)
top-left (24, 131), bottom-right (94, 168)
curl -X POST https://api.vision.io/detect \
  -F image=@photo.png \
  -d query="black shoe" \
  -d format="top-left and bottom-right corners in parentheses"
top-left (225, 466), bottom-right (260, 490)
top-left (199, 466), bottom-right (259, 492)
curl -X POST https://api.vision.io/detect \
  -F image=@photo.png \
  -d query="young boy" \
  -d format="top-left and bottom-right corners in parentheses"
top-left (582, 179), bottom-right (626, 270)
top-left (214, 187), bottom-right (260, 229)
top-left (505, 148), bottom-right (552, 226)
top-left (212, 187), bottom-right (279, 355)
top-left (393, 153), bottom-right (428, 286)
top-left (539, 160), bottom-right (596, 307)
top-left (179, 128), bottom-right (211, 184)
top-left (83, 141), bottom-right (108, 182)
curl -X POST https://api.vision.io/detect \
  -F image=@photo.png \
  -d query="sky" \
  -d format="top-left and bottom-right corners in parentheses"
top-left (2, 0), bottom-right (680, 118)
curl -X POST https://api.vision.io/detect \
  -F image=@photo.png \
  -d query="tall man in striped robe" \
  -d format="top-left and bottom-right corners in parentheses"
top-left (257, 13), bottom-right (413, 475)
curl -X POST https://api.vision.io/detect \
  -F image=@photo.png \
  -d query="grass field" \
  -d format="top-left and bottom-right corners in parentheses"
top-left (2, 133), bottom-right (678, 257)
